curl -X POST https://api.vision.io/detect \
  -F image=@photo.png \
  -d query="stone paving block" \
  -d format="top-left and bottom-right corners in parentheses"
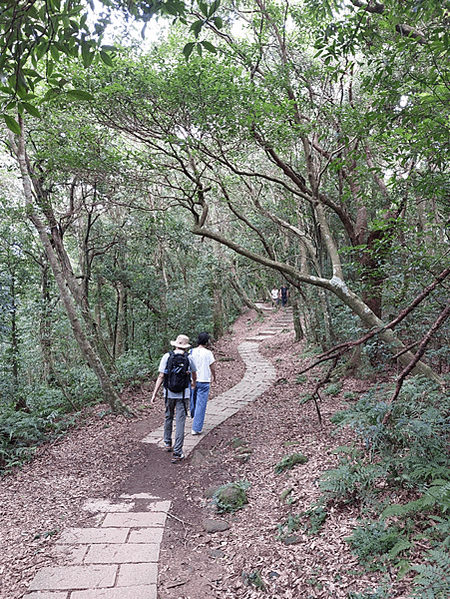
top-left (54, 543), bottom-right (88, 564)
top-left (141, 432), bottom-right (163, 444)
top-left (71, 585), bottom-right (157, 599)
top-left (116, 562), bottom-right (158, 586)
top-left (85, 543), bottom-right (160, 564)
top-left (29, 565), bottom-right (117, 591)
top-left (57, 528), bottom-right (129, 545)
top-left (128, 528), bottom-right (164, 544)
top-left (83, 499), bottom-right (134, 513)
top-left (120, 493), bottom-right (160, 500)
top-left (146, 500), bottom-right (171, 512)
top-left (24, 592), bottom-right (69, 599)
top-left (102, 512), bottom-right (166, 528)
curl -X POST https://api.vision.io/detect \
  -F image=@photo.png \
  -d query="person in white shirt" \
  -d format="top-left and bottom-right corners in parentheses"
top-left (189, 332), bottom-right (216, 435)
top-left (271, 286), bottom-right (279, 306)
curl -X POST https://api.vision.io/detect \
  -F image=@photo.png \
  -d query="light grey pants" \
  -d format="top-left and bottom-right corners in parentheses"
top-left (164, 397), bottom-right (188, 455)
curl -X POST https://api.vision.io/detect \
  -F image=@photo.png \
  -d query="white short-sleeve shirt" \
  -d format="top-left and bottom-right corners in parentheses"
top-left (190, 346), bottom-right (215, 383)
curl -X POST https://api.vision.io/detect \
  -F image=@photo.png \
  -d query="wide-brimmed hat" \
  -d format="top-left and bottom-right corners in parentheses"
top-left (170, 334), bottom-right (191, 349)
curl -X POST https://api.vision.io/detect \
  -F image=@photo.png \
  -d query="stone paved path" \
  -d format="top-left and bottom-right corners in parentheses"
top-left (23, 307), bottom-right (292, 599)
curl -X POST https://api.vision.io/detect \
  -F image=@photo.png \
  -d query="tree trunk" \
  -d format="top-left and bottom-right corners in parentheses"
top-left (213, 288), bottom-right (224, 339)
top-left (10, 122), bottom-right (127, 413)
top-left (291, 296), bottom-right (304, 342)
top-left (39, 256), bottom-right (57, 383)
top-left (229, 267), bottom-right (263, 316)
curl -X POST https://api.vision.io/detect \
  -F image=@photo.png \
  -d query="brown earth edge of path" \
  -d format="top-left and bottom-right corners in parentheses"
top-left (3, 305), bottom-right (409, 599)
top-left (15, 305), bottom-right (291, 599)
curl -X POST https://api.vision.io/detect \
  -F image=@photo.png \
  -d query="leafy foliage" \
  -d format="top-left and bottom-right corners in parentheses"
top-left (0, 396), bottom-right (78, 474)
top-left (274, 452), bottom-right (308, 474)
top-left (412, 549), bottom-right (450, 599)
top-left (318, 376), bottom-right (450, 595)
top-left (211, 480), bottom-right (250, 513)
top-left (346, 520), bottom-right (410, 571)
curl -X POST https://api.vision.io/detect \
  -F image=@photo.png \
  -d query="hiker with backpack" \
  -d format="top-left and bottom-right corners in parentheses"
top-left (189, 332), bottom-right (216, 436)
top-left (150, 334), bottom-right (197, 463)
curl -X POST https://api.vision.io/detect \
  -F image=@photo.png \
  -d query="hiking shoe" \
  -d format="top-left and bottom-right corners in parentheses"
top-left (191, 430), bottom-right (201, 436)
top-left (164, 443), bottom-right (172, 452)
top-left (172, 453), bottom-right (185, 463)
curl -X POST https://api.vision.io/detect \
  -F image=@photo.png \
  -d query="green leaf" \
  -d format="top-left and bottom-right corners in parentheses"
top-left (65, 89), bottom-right (95, 101)
top-left (20, 102), bottom-right (41, 118)
top-left (210, 0), bottom-right (221, 15)
top-left (190, 19), bottom-right (204, 38)
top-left (49, 45), bottom-right (60, 61)
top-left (201, 40), bottom-right (217, 54)
top-left (183, 42), bottom-right (195, 60)
top-left (43, 88), bottom-right (61, 101)
top-left (199, 1), bottom-right (208, 17)
top-left (81, 40), bottom-right (94, 68)
top-left (3, 114), bottom-right (21, 135)
top-left (100, 50), bottom-right (114, 67)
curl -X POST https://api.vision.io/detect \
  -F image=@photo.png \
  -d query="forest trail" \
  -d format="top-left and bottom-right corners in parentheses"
top-left (23, 307), bottom-right (293, 599)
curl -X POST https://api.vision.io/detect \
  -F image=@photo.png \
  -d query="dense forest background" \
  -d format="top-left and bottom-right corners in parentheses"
top-left (1, 1), bottom-right (450, 595)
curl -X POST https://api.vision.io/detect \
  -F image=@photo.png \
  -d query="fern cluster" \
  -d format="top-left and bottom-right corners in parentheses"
top-left (412, 549), bottom-right (450, 599)
top-left (346, 520), bottom-right (410, 571)
top-left (317, 376), bottom-right (450, 598)
top-left (0, 401), bottom-right (77, 474)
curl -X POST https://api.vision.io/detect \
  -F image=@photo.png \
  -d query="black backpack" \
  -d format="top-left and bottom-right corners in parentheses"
top-left (164, 351), bottom-right (190, 395)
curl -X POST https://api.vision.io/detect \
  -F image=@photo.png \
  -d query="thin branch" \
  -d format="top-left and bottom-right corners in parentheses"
top-left (388, 300), bottom-right (450, 405)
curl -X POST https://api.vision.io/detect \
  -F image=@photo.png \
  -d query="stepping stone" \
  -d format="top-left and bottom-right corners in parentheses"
top-left (29, 565), bottom-right (117, 591)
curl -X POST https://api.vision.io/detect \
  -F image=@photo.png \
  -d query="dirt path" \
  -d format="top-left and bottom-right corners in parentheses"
top-left (23, 328), bottom-right (282, 598)
top-left (1, 306), bottom-right (403, 599)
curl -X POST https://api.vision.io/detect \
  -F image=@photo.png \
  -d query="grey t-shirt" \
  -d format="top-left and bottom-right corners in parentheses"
top-left (158, 351), bottom-right (196, 399)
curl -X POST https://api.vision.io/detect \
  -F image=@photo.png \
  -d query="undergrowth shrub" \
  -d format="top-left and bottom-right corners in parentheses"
top-left (319, 377), bottom-right (450, 597)
top-left (329, 378), bottom-right (450, 492)
top-left (0, 365), bottom-right (107, 475)
top-left (412, 549), bottom-right (450, 599)
top-left (0, 403), bottom-right (77, 474)
top-left (277, 513), bottom-right (301, 540)
top-left (115, 351), bottom-right (152, 386)
top-left (300, 500), bottom-right (328, 534)
top-left (346, 520), bottom-right (411, 571)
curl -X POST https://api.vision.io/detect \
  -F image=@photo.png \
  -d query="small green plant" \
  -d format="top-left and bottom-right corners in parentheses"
top-left (412, 548), bottom-right (450, 598)
top-left (212, 480), bottom-right (250, 513)
top-left (274, 452), bottom-right (308, 474)
top-left (319, 460), bottom-right (386, 504)
top-left (242, 570), bottom-right (266, 590)
top-left (324, 382), bottom-right (342, 396)
top-left (301, 501), bottom-right (328, 535)
top-left (295, 374), bottom-right (307, 384)
top-left (280, 487), bottom-right (293, 502)
top-left (277, 513), bottom-right (301, 541)
top-left (284, 440), bottom-right (300, 447)
top-left (346, 521), bottom-right (409, 571)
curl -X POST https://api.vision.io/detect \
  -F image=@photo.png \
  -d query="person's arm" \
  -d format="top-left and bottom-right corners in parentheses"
top-left (151, 372), bottom-right (165, 403)
top-left (191, 371), bottom-right (197, 388)
top-left (210, 362), bottom-right (217, 384)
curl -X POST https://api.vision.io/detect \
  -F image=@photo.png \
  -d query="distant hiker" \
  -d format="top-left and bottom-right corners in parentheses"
top-left (280, 285), bottom-right (289, 307)
top-left (189, 332), bottom-right (216, 436)
top-left (270, 286), bottom-right (279, 307)
top-left (151, 334), bottom-right (197, 463)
